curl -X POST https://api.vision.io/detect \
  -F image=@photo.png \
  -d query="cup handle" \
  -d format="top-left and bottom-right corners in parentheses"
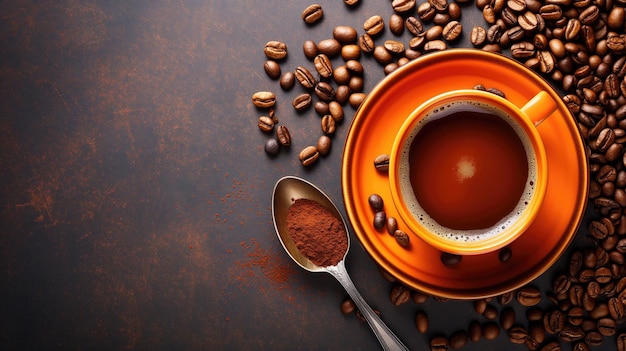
top-left (520, 91), bottom-right (557, 127)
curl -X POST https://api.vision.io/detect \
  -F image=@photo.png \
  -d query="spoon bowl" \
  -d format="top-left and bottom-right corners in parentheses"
top-left (272, 176), bottom-right (408, 351)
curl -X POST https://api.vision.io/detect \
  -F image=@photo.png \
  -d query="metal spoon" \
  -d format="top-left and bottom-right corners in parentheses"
top-left (272, 176), bottom-right (409, 351)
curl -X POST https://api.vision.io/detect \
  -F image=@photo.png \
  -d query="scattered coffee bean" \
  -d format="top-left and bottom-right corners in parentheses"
top-left (482, 322), bottom-right (500, 340)
top-left (299, 146), bottom-right (319, 166)
top-left (416, 311), bottom-right (428, 333)
top-left (390, 284), bottom-right (411, 305)
top-left (386, 216), bottom-right (398, 235)
top-left (499, 247), bottom-right (512, 262)
top-left (394, 229), bottom-right (410, 247)
top-left (316, 135), bottom-right (331, 156)
top-left (264, 41), bottom-right (288, 60)
top-left (264, 60), bottom-right (281, 79)
top-left (301, 4), bottom-right (323, 24)
top-left (302, 40), bottom-right (318, 60)
top-left (373, 211), bottom-right (386, 231)
top-left (252, 91), bottom-right (277, 108)
top-left (276, 125), bottom-right (291, 146)
top-left (364, 15), bottom-right (384, 36)
top-left (368, 194), bottom-right (384, 211)
top-left (430, 336), bottom-right (449, 351)
top-left (340, 298), bottom-right (356, 314)
top-left (374, 154), bottom-right (390, 172)
top-left (292, 93), bottom-right (312, 111)
top-left (317, 38), bottom-right (342, 57)
top-left (264, 138), bottom-right (280, 155)
top-left (279, 71), bottom-right (295, 90)
top-left (517, 285), bottom-right (542, 306)
top-left (258, 116), bottom-right (274, 132)
top-left (500, 307), bottom-right (515, 330)
top-left (294, 66), bottom-right (316, 89)
top-left (449, 330), bottom-right (468, 349)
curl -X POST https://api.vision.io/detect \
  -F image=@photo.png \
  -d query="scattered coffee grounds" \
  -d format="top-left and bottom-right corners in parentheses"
top-left (286, 198), bottom-right (348, 267)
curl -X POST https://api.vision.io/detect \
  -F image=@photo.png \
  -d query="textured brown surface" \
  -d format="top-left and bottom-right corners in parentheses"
top-left (0, 1), bottom-right (590, 350)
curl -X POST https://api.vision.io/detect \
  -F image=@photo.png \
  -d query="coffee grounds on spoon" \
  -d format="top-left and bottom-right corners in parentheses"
top-left (286, 198), bottom-right (348, 267)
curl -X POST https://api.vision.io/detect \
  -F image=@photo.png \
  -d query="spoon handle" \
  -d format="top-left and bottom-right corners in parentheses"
top-left (327, 262), bottom-right (409, 351)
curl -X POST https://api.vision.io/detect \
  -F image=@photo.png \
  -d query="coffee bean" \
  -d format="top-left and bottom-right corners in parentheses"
top-left (317, 38), bottom-right (341, 57)
top-left (374, 154), bottom-right (390, 172)
top-left (263, 60), bottom-right (281, 79)
top-left (328, 101), bottom-right (343, 122)
top-left (341, 44), bottom-right (361, 61)
top-left (275, 125), bottom-right (291, 147)
top-left (299, 146), bottom-right (319, 166)
top-left (608, 297), bottom-right (625, 319)
top-left (389, 14), bottom-right (404, 35)
top-left (441, 252), bottom-right (462, 266)
top-left (321, 115), bottom-right (336, 135)
top-left (412, 290), bottom-right (429, 304)
top-left (373, 46), bottom-right (393, 65)
top-left (390, 284), bottom-right (410, 305)
top-left (509, 325), bottom-right (528, 344)
top-left (619, 333), bottom-right (626, 351)
top-left (585, 331), bottom-right (603, 347)
top-left (264, 41), bottom-right (288, 60)
top-left (430, 336), bottom-right (448, 351)
top-left (469, 321), bottom-right (481, 342)
top-left (443, 21), bottom-right (462, 41)
top-left (597, 317), bottom-right (616, 336)
top-left (295, 66), bottom-right (316, 89)
top-left (579, 5), bottom-right (600, 25)
top-left (384, 40), bottom-right (405, 54)
top-left (500, 307), bottom-right (515, 330)
top-left (529, 321), bottom-right (545, 344)
top-left (482, 322), bottom-right (500, 340)
top-left (595, 266), bottom-right (612, 283)
top-left (572, 342), bottom-right (590, 351)
top-left (368, 194), bottom-right (384, 211)
top-left (252, 91), bottom-right (277, 108)
top-left (340, 298), bottom-right (356, 315)
top-left (313, 54), bottom-right (333, 78)
top-left (517, 286), bottom-right (542, 306)
top-left (314, 81), bottom-right (335, 102)
top-left (317, 135), bottom-right (331, 156)
top-left (333, 25), bottom-right (357, 44)
top-left (553, 274), bottom-right (571, 294)
top-left (394, 230), bottom-right (410, 247)
top-left (392, 0), bottom-right (416, 13)
top-left (292, 93), bottom-right (312, 111)
top-left (449, 330), bottom-right (468, 349)
top-left (364, 15), bottom-right (384, 36)
top-left (349, 93), bottom-right (366, 109)
top-left (416, 311), bottom-right (428, 333)
top-left (471, 26), bottom-right (487, 46)
top-left (385, 216), bottom-right (398, 235)
top-left (301, 4), bottom-right (323, 24)
top-left (559, 324), bottom-right (585, 342)
top-left (358, 34), bottom-right (375, 53)
top-left (264, 138), bottom-right (280, 155)
top-left (568, 306), bottom-right (584, 326)
top-left (418, 2), bottom-right (436, 21)
top-left (544, 310), bottom-right (565, 334)
top-left (519, 11), bottom-right (539, 31)
top-left (373, 211), bottom-right (386, 230)
top-left (541, 341), bottom-right (561, 351)
top-left (424, 40), bottom-right (447, 52)
top-left (302, 40), bottom-right (318, 60)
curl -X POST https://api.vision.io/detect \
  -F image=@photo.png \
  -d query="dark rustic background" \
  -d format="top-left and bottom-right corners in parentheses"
top-left (0, 0), bottom-right (593, 350)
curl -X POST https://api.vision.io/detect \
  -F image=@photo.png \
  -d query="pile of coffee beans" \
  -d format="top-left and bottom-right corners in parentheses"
top-left (253, 0), bottom-right (626, 350)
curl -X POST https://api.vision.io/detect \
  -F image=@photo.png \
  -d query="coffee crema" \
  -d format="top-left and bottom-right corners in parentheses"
top-left (398, 100), bottom-right (538, 243)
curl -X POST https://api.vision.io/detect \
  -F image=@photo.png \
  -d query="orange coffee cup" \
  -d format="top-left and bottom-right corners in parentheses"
top-left (389, 89), bottom-right (557, 255)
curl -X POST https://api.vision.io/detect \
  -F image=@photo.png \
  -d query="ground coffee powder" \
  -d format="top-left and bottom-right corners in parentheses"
top-left (286, 198), bottom-right (348, 267)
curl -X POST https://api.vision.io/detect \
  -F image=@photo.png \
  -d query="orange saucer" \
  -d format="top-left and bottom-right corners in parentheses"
top-left (341, 49), bottom-right (588, 299)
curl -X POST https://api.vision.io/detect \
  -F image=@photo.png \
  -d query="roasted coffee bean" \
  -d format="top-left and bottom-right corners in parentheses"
top-left (570, 284), bottom-right (584, 306)
top-left (392, 0), bottom-right (416, 12)
top-left (595, 266), bottom-right (612, 283)
top-left (394, 230), bottom-right (410, 247)
top-left (540, 4), bottom-right (563, 21)
top-left (519, 11), bottom-right (539, 31)
top-left (368, 194), bottom-right (384, 211)
top-left (568, 306), bottom-right (584, 326)
top-left (443, 21), bottom-right (462, 41)
top-left (317, 38), bottom-right (341, 57)
top-left (406, 16), bottom-right (424, 36)
top-left (587, 281), bottom-right (601, 299)
top-left (384, 40), bottom-right (405, 54)
top-left (252, 91), bottom-right (277, 108)
top-left (619, 333), bottom-right (626, 351)
top-left (585, 331), bottom-right (603, 347)
top-left (541, 341), bottom-right (561, 351)
top-left (572, 341), bottom-right (590, 351)
top-left (591, 303), bottom-right (610, 319)
top-left (301, 4), bottom-right (323, 24)
top-left (321, 115), bottom-right (335, 135)
top-left (328, 101), bottom-right (343, 122)
top-left (416, 311), bottom-right (428, 333)
top-left (608, 297), bottom-right (625, 319)
top-left (449, 330), bottom-right (468, 349)
top-left (474, 299), bottom-right (488, 314)
top-left (608, 7), bottom-right (626, 30)
top-left (299, 146), bottom-right (319, 166)
top-left (295, 66), bottom-right (316, 89)
top-left (482, 321), bottom-right (500, 340)
top-left (341, 44), bottom-right (361, 61)
top-left (364, 15), bottom-right (384, 36)
top-left (527, 307), bottom-right (544, 321)
top-left (579, 5), bottom-right (600, 25)
top-left (373, 46), bottom-right (393, 65)
top-left (314, 82), bottom-right (335, 102)
top-left (340, 298), bottom-right (356, 315)
top-left (559, 324), bottom-right (585, 342)
top-left (333, 25), bottom-right (357, 44)
top-left (333, 66), bottom-right (350, 85)
top-left (538, 50), bottom-right (556, 73)
top-left (529, 321), bottom-right (545, 344)
top-left (509, 325), bottom-right (528, 344)
top-left (358, 34), bottom-right (374, 53)
top-left (385, 216), bottom-right (398, 235)
top-left (390, 284), bottom-right (410, 305)
top-left (409, 36), bottom-right (426, 49)
top-left (279, 71), bottom-right (295, 91)
top-left (317, 135), bottom-right (331, 156)
top-left (544, 310), bottom-right (565, 334)
top-left (314, 101), bottom-right (329, 116)
top-left (517, 286), bottom-right (542, 306)
top-left (313, 54), bottom-right (333, 78)
top-left (349, 93), bottom-right (366, 109)
top-left (303, 40), bottom-right (318, 60)
top-left (264, 41), bottom-right (288, 60)
top-left (471, 26), bottom-right (487, 46)
top-left (426, 25), bottom-right (443, 40)
top-left (418, 2), bottom-right (436, 21)
top-left (553, 274), bottom-right (571, 294)
top-left (441, 252), bottom-right (462, 266)
top-left (468, 321), bottom-right (481, 342)
top-left (498, 291), bottom-right (513, 305)
top-left (483, 4), bottom-right (496, 24)
top-left (424, 40), bottom-right (447, 52)
top-left (388, 14), bottom-right (404, 35)
top-left (276, 125), bottom-right (291, 146)
top-left (499, 247), bottom-right (512, 262)
top-left (430, 336), bottom-right (449, 351)
top-left (258, 116), bottom-right (274, 132)
top-left (598, 317), bottom-right (616, 336)
top-left (500, 307), bottom-right (515, 330)
top-left (292, 93), bottom-right (312, 111)
top-left (264, 60), bottom-right (281, 79)
top-left (374, 154), bottom-right (390, 172)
